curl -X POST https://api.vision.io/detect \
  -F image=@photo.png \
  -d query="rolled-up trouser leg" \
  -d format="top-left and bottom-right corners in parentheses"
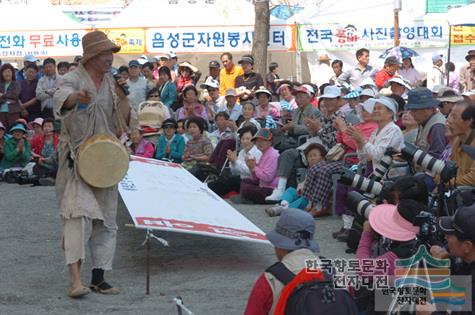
top-left (63, 217), bottom-right (91, 265)
top-left (89, 219), bottom-right (117, 271)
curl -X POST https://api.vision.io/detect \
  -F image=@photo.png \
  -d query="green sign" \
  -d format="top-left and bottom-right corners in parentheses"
top-left (426, 0), bottom-right (470, 13)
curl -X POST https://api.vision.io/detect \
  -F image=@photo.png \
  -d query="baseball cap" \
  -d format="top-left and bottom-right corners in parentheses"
top-left (302, 84), bottom-right (316, 96)
top-left (155, 53), bottom-right (170, 60)
top-left (23, 54), bottom-right (39, 63)
top-left (293, 85), bottom-right (312, 96)
top-left (9, 123), bottom-right (27, 133)
top-left (319, 85), bottom-right (341, 99)
top-left (439, 205), bottom-right (475, 243)
top-left (266, 208), bottom-right (320, 252)
top-left (255, 86), bottom-right (272, 97)
top-left (432, 53), bottom-right (443, 63)
top-left (252, 128), bottom-right (272, 141)
top-left (208, 60), bottom-right (220, 68)
top-left (169, 51), bottom-right (177, 59)
top-left (225, 89), bottom-right (237, 97)
top-left (238, 55), bottom-right (254, 65)
top-left (32, 117), bottom-right (44, 126)
top-left (128, 60), bottom-right (140, 67)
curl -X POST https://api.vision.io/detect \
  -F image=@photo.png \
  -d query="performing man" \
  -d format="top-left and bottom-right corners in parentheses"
top-left (53, 31), bottom-right (131, 298)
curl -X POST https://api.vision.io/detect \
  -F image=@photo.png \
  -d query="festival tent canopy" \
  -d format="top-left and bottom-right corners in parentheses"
top-left (0, 3), bottom-right (87, 30)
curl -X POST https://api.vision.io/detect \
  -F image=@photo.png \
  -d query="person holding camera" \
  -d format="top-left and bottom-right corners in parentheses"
top-left (423, 206), bottom-right (475, 315)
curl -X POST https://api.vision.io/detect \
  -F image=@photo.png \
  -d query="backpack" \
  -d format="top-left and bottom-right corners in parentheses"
top-left (266, 262), bottom-right (358, 315)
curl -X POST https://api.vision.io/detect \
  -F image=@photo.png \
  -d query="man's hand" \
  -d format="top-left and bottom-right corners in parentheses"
top-left (430, 245), bottom-right (449, 260)
top-left (226, 149), bottom-right (237, 162)
top-left (304, 117), bottom-right (321, 135)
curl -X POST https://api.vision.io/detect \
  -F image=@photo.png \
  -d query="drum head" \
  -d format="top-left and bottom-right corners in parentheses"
top-left (77, 135), bottom-right (129, 188)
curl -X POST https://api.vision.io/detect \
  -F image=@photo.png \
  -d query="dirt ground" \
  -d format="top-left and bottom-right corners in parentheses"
top-left (0, 182), bottom-right (351, 315)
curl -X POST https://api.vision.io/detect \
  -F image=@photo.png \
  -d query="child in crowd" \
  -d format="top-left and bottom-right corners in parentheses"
top-left (176, 118), bottom-right (190, 143)
top-left (210, 112), bottom-right (234, 148)
top-left (265, 143), bottom-right (327, 216)
top-left (155, 118), bottom-right (185, 163)
top-left (182, 117), bottom-right (213, 169)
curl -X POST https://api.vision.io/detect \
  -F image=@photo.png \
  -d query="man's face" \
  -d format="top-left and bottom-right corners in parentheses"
top-left (447, 105), bottom-right (471, 136)
top-left (279, 85), bottom-right (292, 99)
top-left (240, 61), bottom-right (252, 73)
top-left (469, 57), bottom-right (475, 70)
top-left (142, 67), bottom-right (153, 79)
top-left (159, 58), bottom-right (169, 67)
top-left (332, 63), bottom-right (342, 76)
top-left (58, 66), bottom-right (68, 76)
top-left (323, 98), bottom-right (340, 114)
top-left (207, 87), bottom-right (219, 99)
top-left (44, 63), bottom-right (56, 76)
top-left (89, 51), bottom-right (113, 74)
top-left (209, 67), bottom-right (220, 78)
top-left (295, 92), bottom-right (310, 108)
top-left (257, 93), bottom-right (269, 106)
top-left (410, 108), bottom-right (432, 125)
top-left (128, 65), bottom-right (141, 78)
top-left (25, 68), bottom-right (37, 81)
top-left (357, 52), bottom-right (369, 66)
top-left (221, 55), bottom-right (233, 71)
top-left (436, 60), bottom-right (444, 67)
top-left (216, 116), bottom-right (227, 130)
top-left (225, 95), bottom-right (237, 106)
top-left (445, 234), bottom-right (474, 260)
top-left (440, 102), bottom-right (455, 116)
top-left (390, 82), bottom-right (406, 96)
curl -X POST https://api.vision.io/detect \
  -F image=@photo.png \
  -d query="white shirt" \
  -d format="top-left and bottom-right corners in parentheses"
top-left (426, 65), bottom-right (445, 91)
top-left (230, 145), bottom-right (262, 178)
top-left (127, 76), bottom-right (148, 112)
top-left (358, 121), bottom-right (404, 167)
top-left (399, 67), bottom-right (421, 87)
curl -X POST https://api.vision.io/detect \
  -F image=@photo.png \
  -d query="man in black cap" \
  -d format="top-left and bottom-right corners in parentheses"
top-left (459, 50), bottom-right (475, 93)
top-left (234, 54), bottom-right (264, 101)
top-left (205, 60), bottom-right (220, 83)
top-left (427, 206), bottom-right (475, 314)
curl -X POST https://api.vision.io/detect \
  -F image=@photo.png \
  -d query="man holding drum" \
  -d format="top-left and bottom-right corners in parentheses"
top-left (53, 31), bottom-right (131, 298)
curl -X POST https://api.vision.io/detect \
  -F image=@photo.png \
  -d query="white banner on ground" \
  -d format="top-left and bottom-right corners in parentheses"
top-left (119, 156), bottom-right (270, 245)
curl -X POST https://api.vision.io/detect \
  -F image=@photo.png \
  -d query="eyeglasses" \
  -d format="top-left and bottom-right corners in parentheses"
top-left (149, 94), bottom-right (160, 97)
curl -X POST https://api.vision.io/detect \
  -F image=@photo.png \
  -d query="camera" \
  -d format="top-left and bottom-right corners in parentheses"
top-left (1, 168), bottom-right (22, 184)
top-left (370, 148), bottom-right (396, 182)
top-left (413, 211), bottom-right (446, 246)
top-left (111, 68), bottom-right (129, 96)
top-left (339, 168), bottom-right (395, 202)
top-left (399, 142), bottom-right (457, 183)
top-left (346, 191), bottom-right (375, 219)
top-left (16, 170), bottom-right (39, 185)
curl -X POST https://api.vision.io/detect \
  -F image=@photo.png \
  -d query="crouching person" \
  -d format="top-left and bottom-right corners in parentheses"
top-left (30, 118), bottom-right (58, 184)
top-left (244, 208), bottom-right (358, 315)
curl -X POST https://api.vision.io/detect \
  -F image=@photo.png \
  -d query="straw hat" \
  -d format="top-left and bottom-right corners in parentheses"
top-left (81, 31), bottom-right (121, 65)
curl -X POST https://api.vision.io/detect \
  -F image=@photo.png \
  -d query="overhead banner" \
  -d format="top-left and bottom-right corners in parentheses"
top-left (119, 156), bottom-right (270, 244)
top-left (298, 21), bottom-right (449, 51)
top-left (451, 25), bottom-right (475, 46)
top-left (145, 24), bottom-right (295, 53)
top-left (0, 29), bottom-right (87, 58)
top-left (426, 0), bottom-right (469, 13)
top-left (99, 28), bottom-right (145, 54)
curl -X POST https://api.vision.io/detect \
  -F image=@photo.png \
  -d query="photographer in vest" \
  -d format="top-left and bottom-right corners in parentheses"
top-left (405, 87), bottom-right (447, 190)
top-left (244, 208), bottom-right (357, 315)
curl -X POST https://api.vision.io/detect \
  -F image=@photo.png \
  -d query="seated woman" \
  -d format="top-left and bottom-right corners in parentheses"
top-left (208, 126), bottom-right (261, 197)
top-left (266, 143), bottom-right (327, 216)
top-left (0, 122), bottom-right (30, 171)
top-left (0, 122), bottom-right (10, 161)
top-left (238, 128), bottom-right (279, 204)
top-left (231, 101), bottom-right (261, 131)
top-left (128, 128), bottom-right (155, 158)
top-left (254, 87), bottom-right (280, 123)
top-left (155, 118), bottom-right (185, 163)
top-left (29, 118), bottom-right (58, 179)
top-left (302, 96), bottom-right (403, 218)
top-left (182, 117), bottom-right (213, 170)
top-left (176, 86), bottom-right (208, 121)
top-left (138, 88), bottom-right (171, 129)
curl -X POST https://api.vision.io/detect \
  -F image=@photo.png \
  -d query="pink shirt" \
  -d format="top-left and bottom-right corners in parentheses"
top-left (251, 146), bottom-right (279, 189)
top-left (177, 103), bottom-right (208, 121)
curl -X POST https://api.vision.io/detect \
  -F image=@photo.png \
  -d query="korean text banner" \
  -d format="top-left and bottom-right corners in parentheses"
top-left (99, 28), bottom-right (145, 54)
top-left (298, 21), bottom-right (449, 51)
top-left (119, 156), bottom-right (270, 244)
top-left (146, 25), bottom-right (295, 53)
top-left (0, 30), bottom-right (87, 59)
top-left (451, 25), bottom-right (475, 46)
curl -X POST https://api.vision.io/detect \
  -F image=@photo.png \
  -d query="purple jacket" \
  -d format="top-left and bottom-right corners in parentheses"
top-left (252, 146), bottom-right (279, 189)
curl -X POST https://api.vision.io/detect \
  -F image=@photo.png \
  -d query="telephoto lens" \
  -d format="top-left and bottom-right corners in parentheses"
top-left (371, 152), bottom-right (393, 182)
top-left (346, 191), bottom-right (375, 219)
top-left (400, 142), bottom-right (457, 182)
top-left (339, 168), bottom-right (384, 196)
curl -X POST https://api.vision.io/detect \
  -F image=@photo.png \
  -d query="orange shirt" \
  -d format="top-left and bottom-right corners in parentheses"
top-left (219, 64), bottom-right (244, 96)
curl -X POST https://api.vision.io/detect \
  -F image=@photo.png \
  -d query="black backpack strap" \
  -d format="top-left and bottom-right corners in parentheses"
top-left (266, 262), bottom-right (295, 285)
